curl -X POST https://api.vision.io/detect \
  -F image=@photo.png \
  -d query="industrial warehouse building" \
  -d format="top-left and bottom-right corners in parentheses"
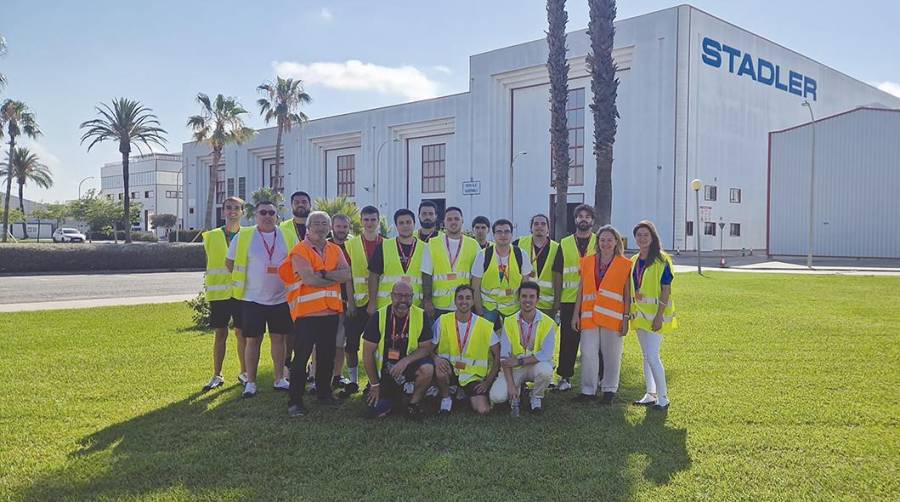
top-left (180, 4), bottom-right (900, 252)
top-left (768, 107), bottom-right (900, 259)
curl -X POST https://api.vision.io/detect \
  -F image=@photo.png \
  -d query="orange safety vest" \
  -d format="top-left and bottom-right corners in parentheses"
top-left (580, 254), bottom-right (632, 331)
top-left (279, 240), bottom-right (344, 319)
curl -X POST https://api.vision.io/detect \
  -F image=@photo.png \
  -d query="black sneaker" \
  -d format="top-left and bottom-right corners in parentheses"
top-left (406, 402), bottom-right (425, 421)
top-left (339, 382), bottom-right (360, 398)
top-left (599, 392), bottom-right (616, 405)
top-left (572, 393), bottom-right (596, 403)
top-left (288, 404), bottom-right (305, 417)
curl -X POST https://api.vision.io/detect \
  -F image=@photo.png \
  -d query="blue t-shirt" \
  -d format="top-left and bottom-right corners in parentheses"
top-left (634, 258), bottom-right (673, 289)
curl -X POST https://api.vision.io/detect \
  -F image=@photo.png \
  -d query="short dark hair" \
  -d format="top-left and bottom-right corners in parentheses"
top-left (574, 204), bottom-right (595, 219)
top-left (492, 219), bottom-right (513, 233)
top-left (445, 206), bottom-right (463, 218)
top-left (255, 200), bottom-right (276, 209)
top-left (472, 216), bottom-right (490, 228)
top-left (518, 281), bottom-right (541, 297)
top-left (530, 213), bottom-right (550, 227)
top-left (418, 200), bottom-right (438, 213)
top-left (393, 208), bottom-right (416, 224)
top-left (454, 284), bottom-right (475, 298)
top-left (290, 191), bottom-right (311, 204)
top-left (360, 205), bottom-right (379, 216)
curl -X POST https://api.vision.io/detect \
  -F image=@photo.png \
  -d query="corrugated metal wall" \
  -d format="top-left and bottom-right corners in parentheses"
top-left (768, 108), bottom-right (900, 258)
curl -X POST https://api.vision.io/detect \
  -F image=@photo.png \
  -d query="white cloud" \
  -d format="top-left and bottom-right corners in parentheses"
top-left (273, 60), bottom-right (441, 101)
top-left (432, 65), bottom-right (452, 75)
top-left (319, 7), bottom-right (333, 21)
top-left (872, 81), bottom-right (900, 98)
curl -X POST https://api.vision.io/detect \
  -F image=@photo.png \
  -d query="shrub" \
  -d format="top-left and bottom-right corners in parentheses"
top-left (185, 290), bottom-right (211, 328)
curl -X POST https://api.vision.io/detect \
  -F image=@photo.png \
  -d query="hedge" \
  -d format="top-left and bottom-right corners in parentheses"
top-left (89, 231), bottom-right (159, 242)
top-left (0, 243), bottom-right (205, 274)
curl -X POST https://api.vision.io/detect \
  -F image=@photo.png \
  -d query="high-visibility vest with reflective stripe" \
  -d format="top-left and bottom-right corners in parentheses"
top-left (629, 253), bottom-right (677, 334)
top-left (436, 312), bottom-right (495, 386)
top-left (202, 227), bottom-right (236, 301)
top-left (230, 227), bottom-right (257, 300)
top-left (279, 219), bottom-right (301, 250)
top-left (289, 241), bottom-right (345, 319)
top-left (581, 254), bottom-right (632, 331)
top-left (517, 235), bottom-right (560, 310)
top-left (480, 247), bottom-right (523, 316)
top-left (502, 311), bottom-right (555, 358)
top-left (428, 232), bottom-right (479, 310)
top-left (374, 305), bottom-right (425, 374)
top-left (560, 234), bottom-right (596, 303)
top-left (378, 238), bottom-right (425, 308)
top-left (347, 235), bottom-right (378, 308)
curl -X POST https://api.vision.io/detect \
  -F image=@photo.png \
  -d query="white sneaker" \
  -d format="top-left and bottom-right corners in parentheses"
top-left (242, 382), bottom-right (257, 398)
top-left (556, 378), bottom-right (572, 392)
top-left (203, 375), bottom-right (224, 391)
top-left (237, 373), bottom-right (248, 385)
top-left (403, 382), bottom-right (415, 395)
top-left (633, 393), bottom-right (657, 405)
top-left (425, 386), bottom-right (439, 398)
top-left (530, 397), bottom-right (543, 411)
top-left (273, 378), bottom-right (290, 391)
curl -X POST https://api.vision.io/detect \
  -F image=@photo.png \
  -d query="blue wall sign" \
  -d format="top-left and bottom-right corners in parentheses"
top-left (701, 37), bottom-right (817, 101)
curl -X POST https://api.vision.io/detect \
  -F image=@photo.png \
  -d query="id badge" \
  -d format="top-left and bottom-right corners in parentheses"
top-left (454, 361), bottom-right (467, 370)
top-left (447, 273), bottom-right (457, 281)
top-left (266, 266), bottom-right (278, 274)
top-left (400, 276), bottom-right (412, 284)
top-left (505, 289), bottom-right (514, 296)
top-left (388, 349), bottom-right (401, 361)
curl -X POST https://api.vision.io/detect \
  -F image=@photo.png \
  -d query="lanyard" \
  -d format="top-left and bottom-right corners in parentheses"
top-left (390, 312), bottom-right (410, 348)
top-left (455, 314), bottom-right (473, 355)
top-left (258, 229), bottom-right (277, 264)
top-left (531, 239), bottom-right (548, 272)
top-left (518, 315), bottom-right (536, 351)
top-left (635, 259), bottom-right (647, 290)
top-left (596, 254), bottom-right (611, 286)
top-left (398, 239), bottom-right (417, 271)
top-left (445, 234), bottom-right (462, 270)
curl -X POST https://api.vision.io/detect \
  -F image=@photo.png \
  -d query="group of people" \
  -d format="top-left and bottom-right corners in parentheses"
top-left (201, 191), bottom-right (677, 419)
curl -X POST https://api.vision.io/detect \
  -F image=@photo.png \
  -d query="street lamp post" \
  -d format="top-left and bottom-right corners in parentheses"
top-left (373, 138), bottom-right (399, 209)
top-left (78, 176), bottom-right (96, 199)
top-left (691, 178), bottom-right (703, 274)
top-left (509, 151), bottom-right (527, 229)
top-left (801, 100), bottom-right (816, 268)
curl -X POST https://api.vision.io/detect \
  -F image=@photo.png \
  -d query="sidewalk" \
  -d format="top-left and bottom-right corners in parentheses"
top-left (0, 294), bottom-right (195, 313)
top-left (669, 251), bottom-right (900, 275)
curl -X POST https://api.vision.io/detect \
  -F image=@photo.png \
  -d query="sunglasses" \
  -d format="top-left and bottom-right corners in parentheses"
top-left (257, 210), bottom-right (276, 216)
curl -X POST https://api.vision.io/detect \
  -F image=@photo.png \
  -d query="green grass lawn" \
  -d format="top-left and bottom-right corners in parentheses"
top-left (1, 272), bottom-right (898, 500)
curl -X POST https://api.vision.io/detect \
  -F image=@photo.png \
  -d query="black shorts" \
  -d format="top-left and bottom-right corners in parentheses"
top-left (209, 298), bottom-right (243, 329)
top-left (344, 310), bottom-right (370, 353)
top-left (449, 369), bottom-right (487, 397)
top-left (241, 301), bottom-right (293, 338)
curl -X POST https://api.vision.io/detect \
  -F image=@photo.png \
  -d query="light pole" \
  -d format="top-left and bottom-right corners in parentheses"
top-left (373, 138), bottom-right (399, 209)
top-left (175, 168), bottom-right (183, 243)
top-left (801, 100), bottom-right (816, 268)
top-left (691, 178), bottom-right (703, 274)
top-left (78, 176), bottom-right (96, 199)
top-left (509, 151), bottom-right (527, 229)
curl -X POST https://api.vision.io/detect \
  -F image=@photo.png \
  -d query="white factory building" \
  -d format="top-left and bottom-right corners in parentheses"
top-left (100, 152), bottom-right (183, 236)
top-left (180, 4), bottom-right (900, 252)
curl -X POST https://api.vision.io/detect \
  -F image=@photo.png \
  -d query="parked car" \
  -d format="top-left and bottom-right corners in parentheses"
top-left (52, 228), bottom-right (87, 243)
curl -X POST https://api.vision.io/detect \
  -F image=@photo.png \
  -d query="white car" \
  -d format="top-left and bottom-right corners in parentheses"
top-left (52, 228), bottom-right (87, 243)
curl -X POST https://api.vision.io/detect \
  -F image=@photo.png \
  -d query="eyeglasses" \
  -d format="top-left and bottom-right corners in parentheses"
top-left (257, 210), bottom-right (276, 216)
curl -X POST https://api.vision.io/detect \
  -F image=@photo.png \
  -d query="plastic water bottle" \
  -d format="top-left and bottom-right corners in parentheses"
top-left (510, 398), bottom-right (520, 417)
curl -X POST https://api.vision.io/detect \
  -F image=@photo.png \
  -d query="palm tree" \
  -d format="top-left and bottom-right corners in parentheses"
top-left (1, 99), bottom-right (41, 242)
top-left (244, 186), bottom-right (284, 221)
top-left (587, 0), bottom-right (619, 227)
top-left (0, 34), bottom-right (7, 90)
top-left (257, 77), bottom-right (311, 195)
top-left (547, 0), bottom-right (571, 240)
top-left (80, 98), bottom-right (167, 243)
top-left (187, 94), bottom-right (254, 230)
top-left (0, 147), bottom-right (52, 238)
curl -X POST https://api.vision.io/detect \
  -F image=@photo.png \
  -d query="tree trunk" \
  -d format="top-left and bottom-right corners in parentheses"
top-left (275, 123), bottom-right (283, 197)
top-left (548, 0), bottom-right (571, 240)
top-left (121, 146), bottom-right (132, 243)
top-left (588, 0), bottom-right (619, 227)
top-left (2, 135), bottom-right (16, 242)
top-left (17, 179), bottom-right (27, 239)
top-left (204, 148), bottom-right (221, 230)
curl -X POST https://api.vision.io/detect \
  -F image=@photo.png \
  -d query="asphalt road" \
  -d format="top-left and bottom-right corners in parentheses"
top-left (0, 271), bottom-right (204, 305)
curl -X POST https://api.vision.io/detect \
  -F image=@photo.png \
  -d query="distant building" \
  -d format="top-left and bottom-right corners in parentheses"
top-left (100, 153), bottom-right (183, 236)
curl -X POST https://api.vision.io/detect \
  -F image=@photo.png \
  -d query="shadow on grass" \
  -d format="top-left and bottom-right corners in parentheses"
top-left (21, 379), bottom-right (690, 500)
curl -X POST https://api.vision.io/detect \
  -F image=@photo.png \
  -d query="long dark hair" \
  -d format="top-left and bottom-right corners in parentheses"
top-left (633, 220), bottom-right (663, 264)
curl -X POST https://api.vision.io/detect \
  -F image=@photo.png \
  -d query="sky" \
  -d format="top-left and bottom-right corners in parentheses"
top-left (2, 0), bottom-right (899, 203)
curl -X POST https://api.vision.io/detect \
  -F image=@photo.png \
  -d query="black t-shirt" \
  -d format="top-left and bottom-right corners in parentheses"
top-left (418, 229), bottom-right (437, 242)
top-left (514, 238), bottom-right (564, 275)
top-left (294, 222), bottom-right (307, 241)
top-left (362, 306), bottom-right (432, 358)
top-left (576, 236), bottom-right (592, 257)
top-left (367, 239), bottom-right (418, 275)
top-left (328, 238), bottom-right (350, 302)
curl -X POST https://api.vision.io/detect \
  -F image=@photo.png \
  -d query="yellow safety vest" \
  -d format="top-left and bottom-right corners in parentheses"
top-left (378, 238), bottom-right (425, 308)
top-left (346, 235), bottom-right (377, 307)
top-left (202, 227), bottom-right (237, 301)
top-left (502, 311), bottom-right (555, 358)
top-left (560, 234), bottom-right (596, 303)
top-left (435, 312), bottom-right (495, 386)
top-left (629, 253), bottom-right (677, 334)
top-left (516, 235), bottom-right (560, 310)
top-left (279, 219), bottom-right (302, 251)
top-left (480, 247), bottom-right (523, 316)
top-left (374, 305), bottom-right (425, 374)
top-left (428, 232), bottom-right (479, 310)
top-left (230, 226), bottom-right (257, 300)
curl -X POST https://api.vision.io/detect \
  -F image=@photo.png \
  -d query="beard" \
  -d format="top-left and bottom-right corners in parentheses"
top-left (293, 207), bottom-right (310, 218)
top-left (420, 220), bottom-right (436, 230)
top-left (576, 221), bottom-right (592, 231)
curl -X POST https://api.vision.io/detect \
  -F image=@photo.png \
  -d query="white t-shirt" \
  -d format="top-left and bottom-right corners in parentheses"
top-left (499, 311), bottom-right (557, 362)
top-left (227, 228), bottom-right (289, 305)
top-left (470, 246), bottom-right (533, 279)
top-left (420, 236), bottom-right (463, 275)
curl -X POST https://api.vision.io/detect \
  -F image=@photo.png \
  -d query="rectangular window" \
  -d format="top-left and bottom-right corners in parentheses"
top-left (227, 178), bottom-right (235, 197)
top-left (144, 191), bottom-right (151, 198)
top-left (685, 221), bottom-right (693, 237)
top-left (563, 88), bottom-right (585, 186)
top-left (130, 192), bottom-right (137, 199)
top-left (337, 154), bottom-right (355, 196)
top-left (704, 185), bottom-right (717, 201)
top-left (215, 164), bottom-right (226, 204)
top-left (730, 223), bottom-right (741, 237)
top-left (422, 143), bottom-right (446, 193)
top-left (118, 193), bottom-right (123, 200)
top-left (238, 177), bottom-right (246, 199)
top-left (262, 158), bottom-right (283, 193)
top-left (730, 188), bottom-right (741, 203)
top-left (704, 222), bottom-right (717, 236)
top-left (165, 191), bottom-right (182, 199)
top-left (189, 208), bottom-right (194, 214)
